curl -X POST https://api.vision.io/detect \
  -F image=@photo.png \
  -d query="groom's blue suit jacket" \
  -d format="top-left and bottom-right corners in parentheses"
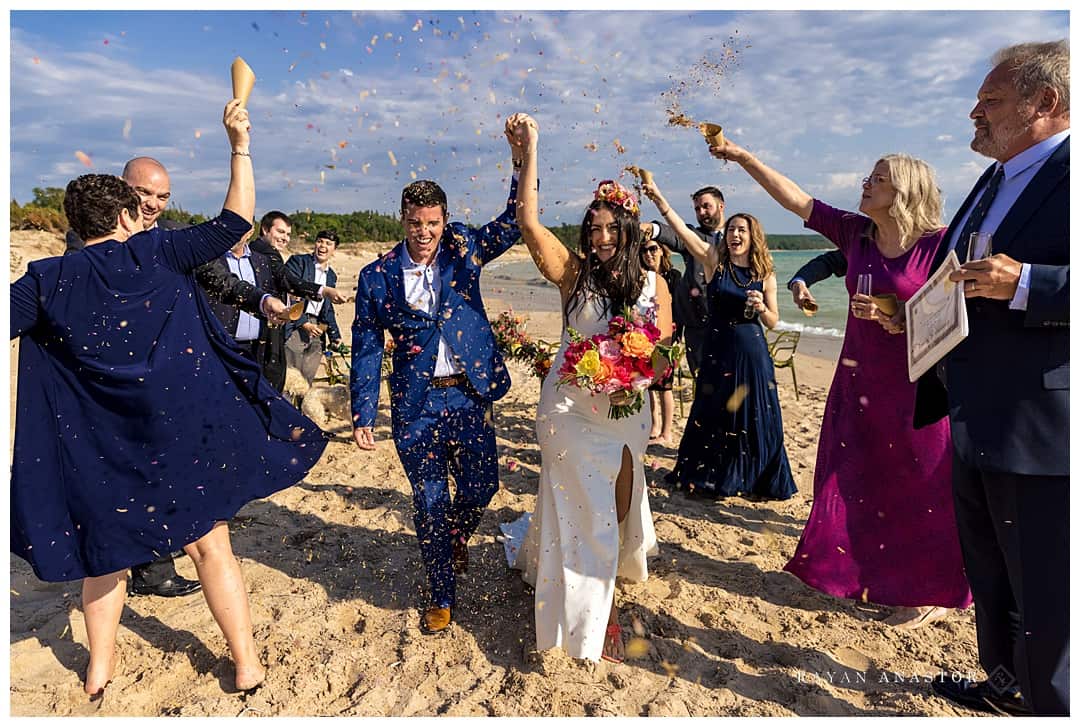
top-left (350, 180), bottom-right (521, 430)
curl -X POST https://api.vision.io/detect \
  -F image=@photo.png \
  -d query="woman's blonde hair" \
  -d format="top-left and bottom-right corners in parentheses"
top-left (873, 154), bottom-right (945, 249)
top-left (718, 212), bottom-right (775, 281)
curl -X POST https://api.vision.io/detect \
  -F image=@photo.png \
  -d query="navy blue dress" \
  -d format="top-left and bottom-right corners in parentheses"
top-left (10, 211), bottom-right (328, 582)
top-left (669, 263), bottom-right (796, 500)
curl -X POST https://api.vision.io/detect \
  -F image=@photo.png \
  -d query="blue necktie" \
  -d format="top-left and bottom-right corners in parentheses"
top-left (957, 165), bottom-right (1004, 260)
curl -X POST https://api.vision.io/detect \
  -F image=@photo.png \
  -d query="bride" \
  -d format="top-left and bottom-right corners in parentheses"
top-left (502, 113), bottom-right (672, 663)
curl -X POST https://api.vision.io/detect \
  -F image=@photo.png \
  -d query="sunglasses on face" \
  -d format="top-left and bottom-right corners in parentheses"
top-left (641, 246), bottom-right (661, 254)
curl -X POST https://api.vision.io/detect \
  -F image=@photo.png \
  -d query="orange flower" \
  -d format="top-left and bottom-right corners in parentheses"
top-left (594, 358), bottom-right (615, 383)
top-left (620, 331), bottom-right (654, 359)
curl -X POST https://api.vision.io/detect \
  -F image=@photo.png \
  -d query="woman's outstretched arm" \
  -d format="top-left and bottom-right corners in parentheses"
top-left (710, 138), bottom-right (813, 221)
top-left (642, 181), bottom-right (720, 281)
top-left (505, 113), bottom-right (578, 296)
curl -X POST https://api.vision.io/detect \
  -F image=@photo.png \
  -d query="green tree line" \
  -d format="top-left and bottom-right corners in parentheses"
top-left (12, 189), bottom-right (827, 250)
top-left (10, 187), bottom-right (405, 243)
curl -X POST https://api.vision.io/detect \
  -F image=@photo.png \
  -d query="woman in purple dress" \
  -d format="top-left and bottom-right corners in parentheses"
top-left (10, 101), bottom-right (327, 696)
top-left (709, 138), bottom-right (971, 629)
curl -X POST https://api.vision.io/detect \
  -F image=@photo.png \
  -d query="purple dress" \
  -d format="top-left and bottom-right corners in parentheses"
top-left (784, 200), bottom-right (972, 608)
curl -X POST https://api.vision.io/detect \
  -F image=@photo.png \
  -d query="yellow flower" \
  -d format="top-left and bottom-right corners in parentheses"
top-left (621, 331), bottom-right (655, 359)
top-left (575, 349), bottom-right (601, 378)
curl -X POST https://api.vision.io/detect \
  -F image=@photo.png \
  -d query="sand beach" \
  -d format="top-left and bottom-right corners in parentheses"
top-left (9, 232), bottom-right (981, 717)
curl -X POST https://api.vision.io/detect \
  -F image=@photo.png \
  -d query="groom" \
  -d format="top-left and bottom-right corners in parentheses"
top-left (350, 138), bottom-right (525, 633)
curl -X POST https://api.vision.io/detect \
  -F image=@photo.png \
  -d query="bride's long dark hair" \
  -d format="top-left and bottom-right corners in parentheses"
top-left (564, 199), bottom-right (645, 321)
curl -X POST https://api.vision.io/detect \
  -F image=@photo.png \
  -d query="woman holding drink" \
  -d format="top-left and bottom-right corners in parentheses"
top-left (709, 137), bottom-right (971, 627)
top-left (642, 179), bottom-right (797, 502)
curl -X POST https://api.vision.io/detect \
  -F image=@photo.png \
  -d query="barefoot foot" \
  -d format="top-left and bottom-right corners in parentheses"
top-left (84, 649), bottom-right (117, 697)
top-left (235, 665), bottom-right (266, 692)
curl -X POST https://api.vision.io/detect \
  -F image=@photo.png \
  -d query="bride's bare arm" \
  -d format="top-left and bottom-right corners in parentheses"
top-left (505, 113), bottom-right (579, 296)
top-left (641, 181), bottom-right (720, 281)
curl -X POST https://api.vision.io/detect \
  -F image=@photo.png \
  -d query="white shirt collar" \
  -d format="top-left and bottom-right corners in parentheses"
top-left (402, 243), bottom-right (439, 270)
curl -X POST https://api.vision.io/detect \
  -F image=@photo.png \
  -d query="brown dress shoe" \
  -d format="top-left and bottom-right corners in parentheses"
top-left (422, 606), bottom-right (452, 633)
top-left (452, 538), bottom-right (469, 574)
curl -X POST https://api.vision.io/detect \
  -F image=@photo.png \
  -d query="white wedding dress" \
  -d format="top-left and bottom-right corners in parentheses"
top-left (504, 272), bottom-right (659, 662)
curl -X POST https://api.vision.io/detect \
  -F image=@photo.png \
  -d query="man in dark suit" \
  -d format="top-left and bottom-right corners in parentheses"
top-left (249, 211), bottom-right (347, 391)
top-left (350, 144), bottom-right (522, 634)
top-left (641, 186), bottom-right (724, 375)
top-left (916, 40), bottom-right (1069, 717)
top-left (284, 229), bottom-right (343, 384)
top-left (207, 234), bottom-right (282, 378)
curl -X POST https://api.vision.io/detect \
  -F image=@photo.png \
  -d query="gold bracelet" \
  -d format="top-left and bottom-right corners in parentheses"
top-left (231, 150), bottom-right (251, 157)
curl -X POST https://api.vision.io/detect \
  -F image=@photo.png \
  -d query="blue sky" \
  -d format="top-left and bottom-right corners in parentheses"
top-left (8, 8), bottom-right (1071, 235)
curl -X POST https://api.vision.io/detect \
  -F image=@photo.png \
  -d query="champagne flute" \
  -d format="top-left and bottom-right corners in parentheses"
top-left (743, 291), bottom-right (758, 319)
top-left (856, 273), bottom-right (872, 297)
top-left (967, 232), bottom-right (993, 262)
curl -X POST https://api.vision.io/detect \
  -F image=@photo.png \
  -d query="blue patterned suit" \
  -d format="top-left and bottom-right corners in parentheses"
top-left (350, 177), bottom-right (519, 608)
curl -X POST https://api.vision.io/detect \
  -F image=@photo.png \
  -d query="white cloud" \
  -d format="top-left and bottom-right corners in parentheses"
top-left (9, 10), bottom-right (1069, 234)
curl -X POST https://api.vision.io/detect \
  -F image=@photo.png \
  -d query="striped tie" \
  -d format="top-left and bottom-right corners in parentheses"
top-left (957, 165), bottom-right (1004, 260)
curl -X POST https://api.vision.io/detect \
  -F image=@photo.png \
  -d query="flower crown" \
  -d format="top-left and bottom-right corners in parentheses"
top-left (593, 180), bottom-right (640, 216)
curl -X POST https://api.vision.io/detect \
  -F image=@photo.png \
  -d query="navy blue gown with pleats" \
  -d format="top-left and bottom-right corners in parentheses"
top-left (668, 263), bottom-right (796, 500)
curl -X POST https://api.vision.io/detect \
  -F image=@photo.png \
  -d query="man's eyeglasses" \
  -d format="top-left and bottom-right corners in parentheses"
top-left (641, 246), bottom-right (661, 254)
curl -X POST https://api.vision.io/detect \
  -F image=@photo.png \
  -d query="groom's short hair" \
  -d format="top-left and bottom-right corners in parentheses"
top-left (401, 180), bottom-right (447, 218)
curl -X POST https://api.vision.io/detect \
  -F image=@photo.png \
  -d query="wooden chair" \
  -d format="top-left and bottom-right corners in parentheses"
top-left (767, 330), bottom-right (801, 400)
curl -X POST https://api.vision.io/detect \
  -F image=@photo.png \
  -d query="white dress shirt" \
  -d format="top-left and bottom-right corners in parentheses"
top-left (401, 246), bottom-right (465, 377)
top-left (946, 129), bottom-right (1070, 310)
top-left (305, 262), bottom-right (329, 317)
top-left (224, 245), bottom-right (261, 342)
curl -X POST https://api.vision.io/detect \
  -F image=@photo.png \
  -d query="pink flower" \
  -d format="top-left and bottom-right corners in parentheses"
top-left (597, 339), bottom-right (622, 361)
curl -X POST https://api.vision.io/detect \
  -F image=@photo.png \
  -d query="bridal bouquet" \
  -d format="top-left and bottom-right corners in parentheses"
top-left (557, 308), bottom-right (681, 419)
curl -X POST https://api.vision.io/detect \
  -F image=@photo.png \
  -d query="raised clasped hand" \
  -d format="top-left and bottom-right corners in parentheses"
top-left (948, 254), bottom-right (1022, 300)
top-left (746, 289), bottom-right (765, 313)
top-left (504, 112), bottom-right (538, 152)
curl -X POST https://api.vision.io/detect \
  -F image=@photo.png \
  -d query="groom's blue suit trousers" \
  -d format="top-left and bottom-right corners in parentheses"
top-left (394, 383), bottom-right (499, 608)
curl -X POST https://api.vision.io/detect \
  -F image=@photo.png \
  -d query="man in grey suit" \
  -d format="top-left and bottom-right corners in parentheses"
top-left (642, 186), bottom-right (724, 374)
top-left (918, 40), bottom-right (1069, 717)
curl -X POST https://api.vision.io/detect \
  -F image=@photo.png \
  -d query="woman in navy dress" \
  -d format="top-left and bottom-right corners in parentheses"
top-left (643, 183), bottom-right (796, 500)
top-left (9, 101), bottom-right (327, 696)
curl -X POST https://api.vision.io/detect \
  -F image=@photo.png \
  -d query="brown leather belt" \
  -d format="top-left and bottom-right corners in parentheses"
top-left (431, 373), bottom-right (468, 389)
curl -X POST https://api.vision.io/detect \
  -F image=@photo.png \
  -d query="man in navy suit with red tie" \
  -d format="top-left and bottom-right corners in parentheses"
top-left (916, 40), bottom-right (1069, 716)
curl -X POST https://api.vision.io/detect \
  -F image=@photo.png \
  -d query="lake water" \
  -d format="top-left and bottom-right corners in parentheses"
top-left (488, 248), bottom-right (849, 339)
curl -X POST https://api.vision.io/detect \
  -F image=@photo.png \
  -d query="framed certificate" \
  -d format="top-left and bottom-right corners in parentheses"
top-left (906, 250), bottom-right (969, 382)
